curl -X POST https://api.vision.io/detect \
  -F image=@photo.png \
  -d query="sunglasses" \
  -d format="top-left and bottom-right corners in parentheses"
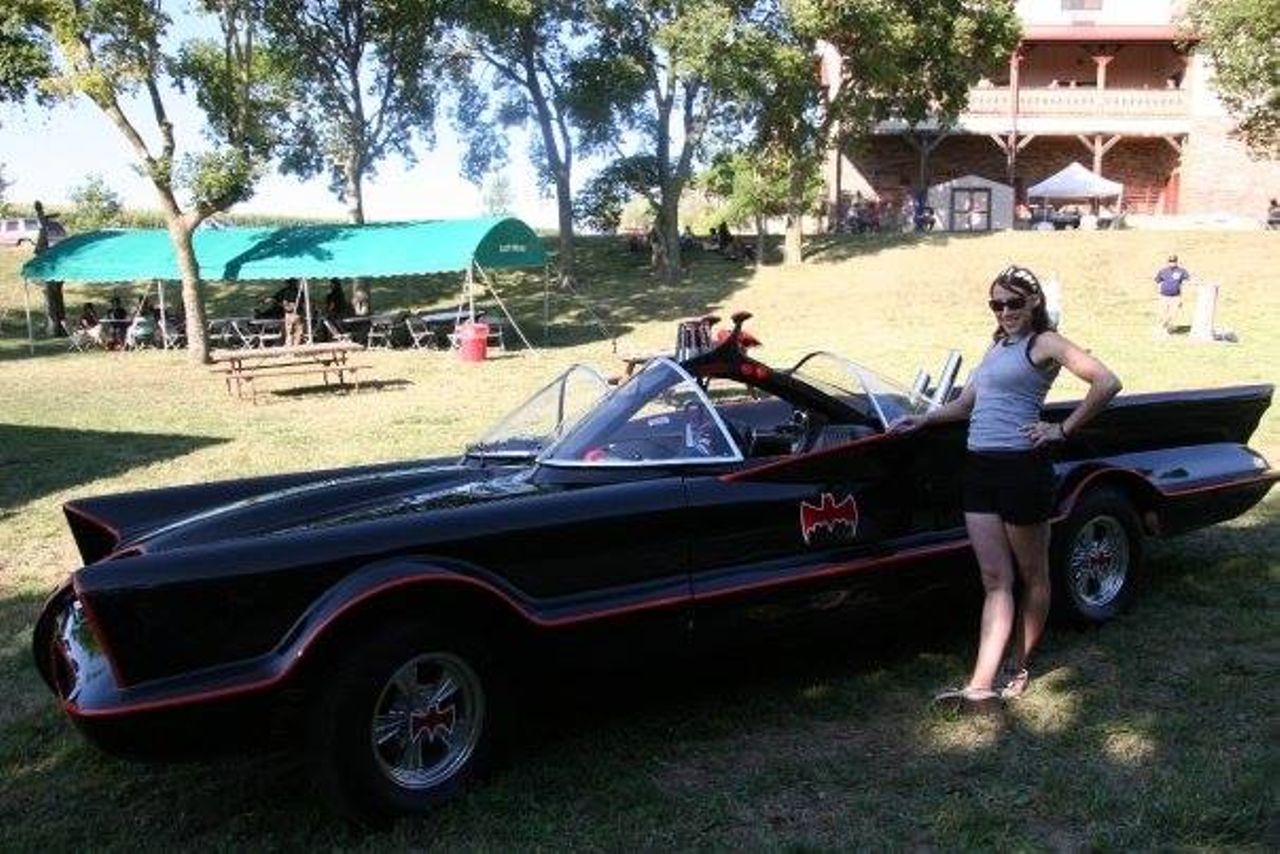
top-left (988, 297), bottom-right (1028, 313)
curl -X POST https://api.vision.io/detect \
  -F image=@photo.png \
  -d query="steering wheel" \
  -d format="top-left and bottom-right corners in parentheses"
top-left (785, 409), bottom-right (820, 454)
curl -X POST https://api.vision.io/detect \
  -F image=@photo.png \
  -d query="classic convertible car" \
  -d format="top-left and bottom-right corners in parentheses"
top-left (34, 314), bottom-right (1276, 820)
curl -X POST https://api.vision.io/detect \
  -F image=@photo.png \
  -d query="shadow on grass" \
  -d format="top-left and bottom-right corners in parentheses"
top-left (0, 424), bottom-right (228, 514)
top-left (804, 229), bottom-right (995, 264)
top-left (263, 377), bottom-right (414, 402)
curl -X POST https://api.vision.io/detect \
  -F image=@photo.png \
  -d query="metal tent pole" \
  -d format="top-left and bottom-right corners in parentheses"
top-left (156, 280), bottom-right (168, 347)
top-left (467, 265), bottom-right (476, 323)
top-left (475, 263), bottom-right (536, 353)
top-left (301, 277), bottom-right (313, 344)
top-left (23, 280), bottom-right (34, 355)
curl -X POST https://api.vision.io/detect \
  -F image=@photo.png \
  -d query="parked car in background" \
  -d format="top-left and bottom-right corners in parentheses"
top-left (0, 216), bottom-right (67, 247)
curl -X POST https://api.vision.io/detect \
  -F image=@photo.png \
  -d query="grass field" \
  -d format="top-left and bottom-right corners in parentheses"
top-left (0, 229), bottom-right (1276, 848)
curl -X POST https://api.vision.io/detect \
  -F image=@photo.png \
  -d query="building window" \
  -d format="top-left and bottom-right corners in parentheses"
top-left (1062, 0), bottom-right (1103, 9)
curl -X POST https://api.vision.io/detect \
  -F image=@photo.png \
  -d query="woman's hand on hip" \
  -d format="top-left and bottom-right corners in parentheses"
top-left (1023, 420), bottom-right (1066, 447)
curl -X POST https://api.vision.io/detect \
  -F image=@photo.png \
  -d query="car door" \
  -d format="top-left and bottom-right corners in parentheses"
top-left (685, 427), bottom-right (971, 645)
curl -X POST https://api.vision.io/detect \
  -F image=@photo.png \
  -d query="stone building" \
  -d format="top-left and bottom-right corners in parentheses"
top-left (827, 0), bottom-right (1280, 223)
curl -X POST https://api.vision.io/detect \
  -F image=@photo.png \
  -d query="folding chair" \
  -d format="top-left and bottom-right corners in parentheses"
top-left (62, 319), bottom-right (102, 352)
top-left (485, 318), bottom-right (506, 351)
top-left (404, 315), bottom-right (439, 350)
top-left (323, 318), bottom-right (353, 343)
top-left (366, 316), bottom-right (396, 349)
top-left (159, 320), bottom-right (186, 350)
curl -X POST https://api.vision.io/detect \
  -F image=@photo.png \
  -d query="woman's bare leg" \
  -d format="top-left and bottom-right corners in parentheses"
top-left (1004, 521), bottom-right (1052, 672)
top-left (964, 512), bottom-right (1017, 693)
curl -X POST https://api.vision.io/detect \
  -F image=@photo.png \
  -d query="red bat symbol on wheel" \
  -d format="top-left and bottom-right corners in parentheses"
top-left (410, 702), bottom-right (457, 743)
top-left (799, 493), bottom-right (859, 545)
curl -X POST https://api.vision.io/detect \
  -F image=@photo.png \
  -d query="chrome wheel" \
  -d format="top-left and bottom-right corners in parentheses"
top-left (370, 652), bottom-right (485, 791)
top-left (1067, 515), bottom-right (1129, 609)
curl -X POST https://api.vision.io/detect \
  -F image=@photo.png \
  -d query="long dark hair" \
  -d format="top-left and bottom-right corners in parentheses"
top-left (990, 265), bottom-right (1053, 341)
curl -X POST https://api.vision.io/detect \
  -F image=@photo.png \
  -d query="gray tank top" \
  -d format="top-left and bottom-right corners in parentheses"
top-left (967, 334), bottom-right (1058, 451)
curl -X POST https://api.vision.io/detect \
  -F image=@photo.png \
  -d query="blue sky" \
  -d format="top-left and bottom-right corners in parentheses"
top-left (0, 77), bottom-right (560, 227)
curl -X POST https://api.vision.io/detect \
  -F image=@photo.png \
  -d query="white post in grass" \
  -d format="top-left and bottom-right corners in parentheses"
top-left (1191, 282), bottom-right (1217, 341)
top-left (1043, 274), bottom-right (1063, 331)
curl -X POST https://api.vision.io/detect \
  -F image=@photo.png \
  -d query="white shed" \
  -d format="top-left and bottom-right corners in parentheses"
top-left (926, 174), bottom-right (1014, 232)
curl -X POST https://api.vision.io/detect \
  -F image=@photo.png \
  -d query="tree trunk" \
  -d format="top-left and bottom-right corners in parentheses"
top-left (754, 215), bottom-right (766, 269)
top-left (658, 189), bottom-right (682, 283)
top-left (167, 221), bottom-right (210, 364)
top-left (555, 171), bottom-right (576, 286)
top-left (783, 162), bottom-right (807, 265)
top-left (345, 159), bottom-right (371, 313)
top-left (42, 283), bottom-right (67, 335)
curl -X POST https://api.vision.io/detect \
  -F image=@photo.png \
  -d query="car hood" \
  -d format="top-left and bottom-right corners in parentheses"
top-left (64, 456), bottom-right (541, 562)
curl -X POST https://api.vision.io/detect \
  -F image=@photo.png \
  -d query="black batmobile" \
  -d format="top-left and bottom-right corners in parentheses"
top-left (34, 314), bottom-right (1277, 820)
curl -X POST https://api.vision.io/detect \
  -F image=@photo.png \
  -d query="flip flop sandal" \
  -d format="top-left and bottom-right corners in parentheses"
top-left (999, 669), bottom-right (1030, 700)
top-left (932, 686), bottom-right (1001, 710)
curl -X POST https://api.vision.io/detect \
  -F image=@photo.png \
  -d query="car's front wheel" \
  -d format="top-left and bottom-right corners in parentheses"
top-left (306, 621), bottom-right (498, 823)
top-left (1050, 487), bottom-right (1145, 624)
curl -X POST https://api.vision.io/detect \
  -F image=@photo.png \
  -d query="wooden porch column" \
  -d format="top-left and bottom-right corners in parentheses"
top-left (1007, 49), bottom-right (1024, 186)
top-left (990, 133), bottom-right (1036, 191)
top-left (1093, 53), bottom-right (1114, 90)
top-left (1076, 133), bottom-right (1121, 174)
top-left (1161, 135), bottom-right (1187, 213)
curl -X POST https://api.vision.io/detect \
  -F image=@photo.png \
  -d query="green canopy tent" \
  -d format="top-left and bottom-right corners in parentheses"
top-left (19, 217), bottom-right (548, 352)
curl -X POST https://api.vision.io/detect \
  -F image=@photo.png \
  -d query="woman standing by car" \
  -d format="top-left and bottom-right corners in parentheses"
top-left (893, 265), bottom-right (1121, 705)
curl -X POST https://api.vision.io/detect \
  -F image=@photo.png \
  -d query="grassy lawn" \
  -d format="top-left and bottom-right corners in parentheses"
top-left (0, 229), bottom-right (1276, 848)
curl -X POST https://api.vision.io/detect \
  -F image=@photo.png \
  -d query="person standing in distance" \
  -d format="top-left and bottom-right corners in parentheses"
top-left (1155, 253), bottom-right (1191, 334)
top-left (892, 266), bottom-right (1121, 706)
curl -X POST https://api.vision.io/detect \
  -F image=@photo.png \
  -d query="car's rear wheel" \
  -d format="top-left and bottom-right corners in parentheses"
top-left (1050, 487), bottom-right (1145, 624)
top-left (306, 621), bottom-right (499, 823)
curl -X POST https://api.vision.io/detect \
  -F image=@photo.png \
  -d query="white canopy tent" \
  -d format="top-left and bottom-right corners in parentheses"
top-left (1027, 162), bottom-right (1124, 201)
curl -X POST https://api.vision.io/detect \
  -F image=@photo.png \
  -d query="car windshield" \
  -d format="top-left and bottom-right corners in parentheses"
top-left (465, 364), bottom-right (611, 461)
top-left (540, 358), bottom-right (743, 467)
top-left (789, 352), bottom-right (927, 429)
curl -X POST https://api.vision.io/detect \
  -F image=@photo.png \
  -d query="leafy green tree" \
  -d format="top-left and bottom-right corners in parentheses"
top-left (0, 0), bottom-right (53, 105)
top-left (1188, 0), bottom-right (1279, 155)
top-left (481, 171), bottom-right (515, 215)
top-left (701, 148), bottom-right (794, 267)
top-left (261, 0), bottom-right (450, 311)
top-left (11, 0), bottom-right (287, 362)
top-left (262, 0), bottom-right (449, 225)
top-left (68, 174), bottom-right (123, 229)
top-left (573, 0), bottom-right (760, 282)
top-left (575, 155), bottom-right (659, 234)
top-left (750, 0), bottom-right (1019, 263)
top-left (452, 0), bottom-right (586, 284)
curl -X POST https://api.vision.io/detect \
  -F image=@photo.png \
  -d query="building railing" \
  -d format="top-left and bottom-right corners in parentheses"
top-left (964, 87), bottom-right (1188, 118)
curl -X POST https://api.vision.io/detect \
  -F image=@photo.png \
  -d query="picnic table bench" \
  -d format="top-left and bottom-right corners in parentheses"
top-left (210, 341), bottom-right (371, 402)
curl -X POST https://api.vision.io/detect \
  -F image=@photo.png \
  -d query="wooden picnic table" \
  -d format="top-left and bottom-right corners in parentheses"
top-left (210, 341), bottom-right (371, 402)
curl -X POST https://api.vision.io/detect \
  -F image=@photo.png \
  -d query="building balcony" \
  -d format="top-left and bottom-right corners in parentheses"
top-left (950, 86), bottom-right (1191, 136)
top-left (965, 86), bottom-right (1188, 118)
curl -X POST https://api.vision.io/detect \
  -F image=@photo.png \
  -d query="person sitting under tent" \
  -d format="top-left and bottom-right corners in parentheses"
top-left (125, 296), bottom-right (157, 349)
top-left (324, 278), bottom-right (351, 320)
top-left (281, 278), bottom-right (306, 346)
top-left (104, 296), bottom-right (128, 349)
